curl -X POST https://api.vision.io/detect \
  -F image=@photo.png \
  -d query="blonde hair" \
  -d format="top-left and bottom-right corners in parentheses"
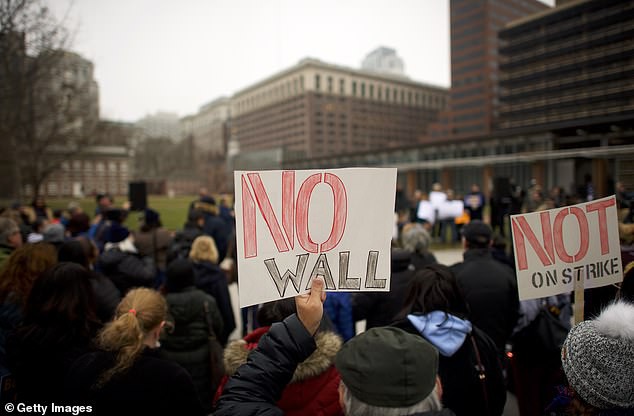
top-left (189, 235), bottom-right (219, 264)
top-left (95, 288), bottom-right (166, 388)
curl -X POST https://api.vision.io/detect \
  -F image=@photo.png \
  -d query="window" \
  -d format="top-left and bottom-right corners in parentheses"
top-left (73, 160), bottom-right (81, 171)
top-left (361, 83), bottom-right (365, 98)
top-left (300, 76), bottom-right (304, 91)
top-left (47, 182), bottom-right (58, 196)
top-left (393, 89), bottom-right (398, 101)
top-left (369, 84), bottom-right (374, 99)
top-left (315, 74), bottom-right (320, 91)
top-left (339, 79), bottom-right (345, 94)
top-left (401, 90), bottom-right (405, 103)
top-left (84, 161), bottom-right (92, 172)
top-left (385, 87), bottom-right (390, 101)
top-left (352, 81), bottom-right (357, 96)
top-left (120, 162), bottom-right (128, 173)
top-left (96, 162), bottom-right (105, 173)
top-left (327, 76), bottom-right (333, 93)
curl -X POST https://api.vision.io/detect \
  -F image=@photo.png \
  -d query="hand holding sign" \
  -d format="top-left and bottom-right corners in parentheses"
top-left (296, 276), bottom-right (327, 335)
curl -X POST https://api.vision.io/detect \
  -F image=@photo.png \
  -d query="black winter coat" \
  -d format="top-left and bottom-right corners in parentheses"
top-left (65, 347), bottom-right (205, 415)
top-left (214, 314), bottom-right (316, 416)
top-left (160, 286), bottom-right (223, 413)
top-left (352, 248), bottom-right (415, 329)
top-left (192, 260), bottom-right (236, 344)
top-left (7, 324), bottom-right (98, 402)
top-left (97, 249), bottom-right (156, 294)
top-left (450, 248), bottom-right (520, 352)
top-left (393, 318), bottom-right (507, 416)
top-left (90, 273), bottom-right (121, 323)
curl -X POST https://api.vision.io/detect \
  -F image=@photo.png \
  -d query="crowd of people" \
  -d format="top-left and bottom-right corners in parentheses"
top-left (0, 181), bottom-right (632, 415)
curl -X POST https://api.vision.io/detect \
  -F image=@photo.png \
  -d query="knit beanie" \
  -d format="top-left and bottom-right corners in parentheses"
top-left (335, 327), bottom-right (439, 407)
top-left (561, 301), bottom-right (634, 409)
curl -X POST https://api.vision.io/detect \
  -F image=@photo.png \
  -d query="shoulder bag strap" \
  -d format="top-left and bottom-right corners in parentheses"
top-left (470, 333), bottom-right (490, 415)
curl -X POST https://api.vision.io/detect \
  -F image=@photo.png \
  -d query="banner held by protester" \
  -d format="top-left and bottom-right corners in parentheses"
top-left (511, 195), bottom-right (622, 302)
top-left (234, 168), bottom-right (397, 307)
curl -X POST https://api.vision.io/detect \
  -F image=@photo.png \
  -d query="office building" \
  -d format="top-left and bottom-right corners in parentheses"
top-left (230, 57), bottom-right (448, 169)
top-left (435, 0), bottom-right (550, 140)
top-left (498, 0), bottom-right (634, 194)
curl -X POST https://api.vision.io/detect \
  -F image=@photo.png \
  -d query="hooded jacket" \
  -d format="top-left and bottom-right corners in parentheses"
top-left (393, 313), bottom-right (507, 416)
top-left (215, 326), bottom-right (344, 416)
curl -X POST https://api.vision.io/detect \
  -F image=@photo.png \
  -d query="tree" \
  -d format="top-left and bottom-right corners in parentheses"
top-left (0, 0), bottom-right (98, 200)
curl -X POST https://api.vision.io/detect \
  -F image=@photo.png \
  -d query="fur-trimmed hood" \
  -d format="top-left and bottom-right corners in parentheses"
top-left (224, 328), bottom-right (343, 382)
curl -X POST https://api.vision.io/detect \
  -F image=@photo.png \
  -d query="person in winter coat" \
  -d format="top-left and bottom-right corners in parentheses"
top-left (215, 277), bottom-right (455, 416)
top-left (64, 287), bottom-right (205, 415)
top-left (215, 296), bottom-right (344, 416)
top-left (0, 218), bottom-right (23, 268)
top-left (160, 258), bottom-right (224, 414)
top-left (352, 247), bottom-right (416, 329)
top-left (0, 243), bottom-right (57, 367)
top-left (189, 235), bottom-right (236, 344)
top-left (190, 196), bottom-right (229, 263)
top-left (134, 208), bottom-right (173, 287)
top-left (400, 222), bottom-right (437, 269)
top-left (392, 264), bottom-right (507, 416)
top-left (450, 220), bottom-right (520, 353)
top-left (97, 223), bottom-right (157, 294)
top-left (323, 292), bottom-right (354, 341)
top-left (57, 238), bottom-right (121, 323)
top-left (7, 262), bottom-right (101, 402)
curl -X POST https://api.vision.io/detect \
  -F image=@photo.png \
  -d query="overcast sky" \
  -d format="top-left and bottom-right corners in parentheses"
top-left (51, 0), bottom-right (553, 123)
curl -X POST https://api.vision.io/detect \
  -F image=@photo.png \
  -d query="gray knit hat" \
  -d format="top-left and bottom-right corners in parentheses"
top-left (561, 301), bottom-right (634, 409)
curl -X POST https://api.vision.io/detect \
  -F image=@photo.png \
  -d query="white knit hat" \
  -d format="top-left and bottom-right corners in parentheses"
top-left (561, 301), bottom-right (634, 409)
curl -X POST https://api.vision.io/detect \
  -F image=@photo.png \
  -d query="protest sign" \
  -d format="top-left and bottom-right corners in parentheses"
top-left (234, 168), bottom-right (397, 307)
top-left (511, 195), bottom-right (622, 302)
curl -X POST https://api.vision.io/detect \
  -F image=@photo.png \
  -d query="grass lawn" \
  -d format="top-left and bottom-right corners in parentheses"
top-left (43, 195), bottom-right (198, 232)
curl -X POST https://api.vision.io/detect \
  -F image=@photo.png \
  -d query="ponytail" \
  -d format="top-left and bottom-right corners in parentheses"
top-left (95, 288), bottom-right (166, 388)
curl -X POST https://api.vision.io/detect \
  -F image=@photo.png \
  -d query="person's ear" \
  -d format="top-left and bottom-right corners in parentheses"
top-left (435, 375), bottom-right (443, 400)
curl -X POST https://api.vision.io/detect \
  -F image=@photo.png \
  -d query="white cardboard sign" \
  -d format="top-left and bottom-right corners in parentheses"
top-left (511, 195), bottom-right (622, 301)
top-left (234, 168), bottom-right (397, 307)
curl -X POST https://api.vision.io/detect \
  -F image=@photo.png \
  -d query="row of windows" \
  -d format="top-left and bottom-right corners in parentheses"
top-left (235, 76), bottom-right (306, 115)
top-left (314, 74), bottom-right (447, 108)
top-left (61, 160), bottom-right (128, 173)
top-left (452, 86), bottom-right (485, 99)
top-left (25, 180), bottom-right (127, 197)
top-left (454, 111), bottom-right (486, 122)
top-left (453, 74), bottom-right (484, 87)
top-left (453, 47), bottom-right (487, 65)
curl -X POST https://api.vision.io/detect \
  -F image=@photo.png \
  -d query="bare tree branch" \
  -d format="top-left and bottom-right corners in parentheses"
top-left (0, 0), bottom-right (97, 199)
